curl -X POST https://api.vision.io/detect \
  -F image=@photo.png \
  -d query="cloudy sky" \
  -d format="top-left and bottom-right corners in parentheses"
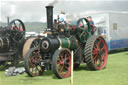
top-left (0, 0), bottom-right (128, 22)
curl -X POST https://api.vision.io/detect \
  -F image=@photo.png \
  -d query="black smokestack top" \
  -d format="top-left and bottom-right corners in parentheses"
top-left (46, 6), bottom-right (53, 31)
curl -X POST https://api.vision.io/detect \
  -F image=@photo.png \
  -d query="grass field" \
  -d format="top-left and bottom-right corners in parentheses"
top-left (0, 51), bottom-right (128, 85)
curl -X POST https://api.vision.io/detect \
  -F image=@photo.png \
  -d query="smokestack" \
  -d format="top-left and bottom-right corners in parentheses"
top-left (46, 6), bottom-right (53, 31)
top-left (7, 17), bottom-right (10, 26)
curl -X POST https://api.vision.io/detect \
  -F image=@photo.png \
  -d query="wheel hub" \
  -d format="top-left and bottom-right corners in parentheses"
top-left (64, 60), bottom-right (67, 65)
top-left (98, 50), bottom-right (102, 56)
top-left (60, 60), bottom-right (64, 65)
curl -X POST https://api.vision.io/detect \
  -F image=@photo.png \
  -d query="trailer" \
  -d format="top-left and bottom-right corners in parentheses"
top-left (84, 12), bottom-right (128, 50)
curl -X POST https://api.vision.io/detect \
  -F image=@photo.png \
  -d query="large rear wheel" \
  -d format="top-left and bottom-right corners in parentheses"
top-left (84, 36), bottom-right (108, 70)
top-left (52, 48), bottom-right (71, 79)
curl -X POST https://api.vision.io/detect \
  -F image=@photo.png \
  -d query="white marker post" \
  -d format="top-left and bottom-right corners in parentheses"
top-left (71, 51), bottom-right (74, 85)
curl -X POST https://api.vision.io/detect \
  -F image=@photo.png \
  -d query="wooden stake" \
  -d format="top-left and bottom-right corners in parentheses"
top-left (71, 51), bottom-right (74, 85)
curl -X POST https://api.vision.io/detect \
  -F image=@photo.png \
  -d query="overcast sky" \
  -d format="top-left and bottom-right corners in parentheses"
top-left (0, 0), bottom-right (128, 22)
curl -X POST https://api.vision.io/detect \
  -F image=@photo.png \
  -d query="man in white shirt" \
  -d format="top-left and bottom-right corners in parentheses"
top-left (58, 10), bottom-right (70, 24)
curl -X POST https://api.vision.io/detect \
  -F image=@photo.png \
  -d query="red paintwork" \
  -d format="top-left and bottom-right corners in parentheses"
top-left (92, 37), bottom-right (108, 70)
top-left (11, 26), bottom-right (23, 31)
top-left (56, 50), bottom-right (71, 78)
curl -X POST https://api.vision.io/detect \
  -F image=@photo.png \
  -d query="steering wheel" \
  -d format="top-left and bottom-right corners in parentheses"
top-left (76, 18), bottom-right (91, 43)
top-left (8, 19), bottom-right (26, 43)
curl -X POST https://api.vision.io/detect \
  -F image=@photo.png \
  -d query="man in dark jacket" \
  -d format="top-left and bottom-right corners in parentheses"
top-left (87, 16), bottom-right (96, 35)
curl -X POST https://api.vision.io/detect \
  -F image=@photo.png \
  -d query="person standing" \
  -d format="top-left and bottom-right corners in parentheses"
top-left (87, 16), bottom-right (96, 35)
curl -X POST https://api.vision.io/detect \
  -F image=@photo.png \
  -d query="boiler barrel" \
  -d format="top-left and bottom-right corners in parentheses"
top-left (0, 37), bottom-right (10, 53)
top-left (41, 36), bottom-right (78, 52)
top-left (41, 37), bottom-right (60, 52)
top-left (58, 36), bottom-right (78, 50)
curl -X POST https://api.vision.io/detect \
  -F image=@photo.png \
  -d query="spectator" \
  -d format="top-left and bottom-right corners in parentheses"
top-left (87, 16), bottom-right (96, 35)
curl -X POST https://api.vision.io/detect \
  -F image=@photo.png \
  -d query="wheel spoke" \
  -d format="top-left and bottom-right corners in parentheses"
top-left (13, 22), bottom-right (17, 28)
top-left (93, 54), bottom-right (98, 60)
top-left (95, 43), bottom-right (98, 49)
top-left (64, 54), bottom-right (68, 59)
top-left (98, 39), bottom-right (102, 46)
top-left (100, 54), bottom-right (105, 61)
top-left (100, 46), bottom-right (105, 51)
top-left (93, 48), bottom-right (97, 55)
top-left (64, 66), bottom-right (68, 72)
top-left (94, 57), bottom-right (98, 65)
top-left (60, 65), bottom-right (64, 72)
top-left (60, 55), bottom-right (64, 61)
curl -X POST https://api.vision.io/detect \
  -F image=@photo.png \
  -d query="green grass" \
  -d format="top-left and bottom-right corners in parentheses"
top-left (0, 51), bottom-right (128, 85)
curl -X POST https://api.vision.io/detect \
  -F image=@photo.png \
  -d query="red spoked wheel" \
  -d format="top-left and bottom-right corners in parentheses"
top-left (84, 36), bottom-right (108, 70)
top-left (24, 47), bottom-right (45, 77)
top-left (52, 48), bottom-right (71, 79)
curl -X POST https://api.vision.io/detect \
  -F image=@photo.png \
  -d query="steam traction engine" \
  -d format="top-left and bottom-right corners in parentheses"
top-left (0, 19), bottom-right (26, 66)
top-left (24, 6), bottom-right (108, 79)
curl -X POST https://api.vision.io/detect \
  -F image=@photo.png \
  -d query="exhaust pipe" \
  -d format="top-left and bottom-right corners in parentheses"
top-left (46, 6), bottom-right (53, 31)
top-left (7, 17), bottom-right (10, 26)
